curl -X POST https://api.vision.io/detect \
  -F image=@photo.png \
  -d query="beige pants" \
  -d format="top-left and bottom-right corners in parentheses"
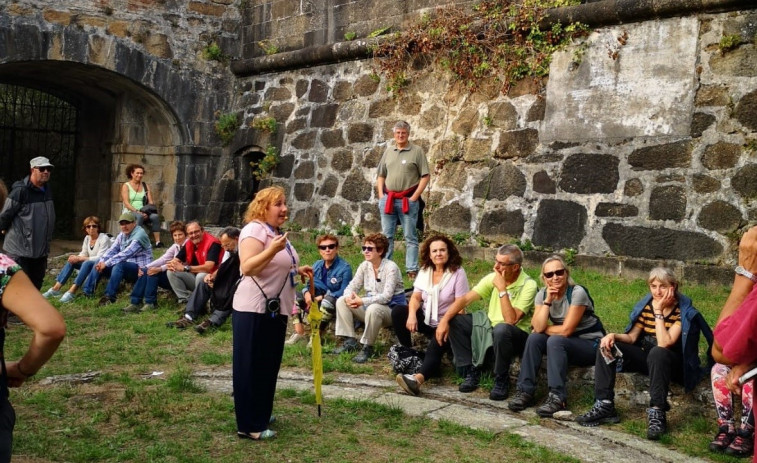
top-left (335, 295), bottom-right (393, 346)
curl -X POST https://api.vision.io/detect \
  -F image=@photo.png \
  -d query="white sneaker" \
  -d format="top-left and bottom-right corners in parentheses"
top-left (42, 288), bottom-right (61, 298)
top-left (285, 333), bottom-right (306, 345)
top-left (60, 292), bottom-right (75, 303)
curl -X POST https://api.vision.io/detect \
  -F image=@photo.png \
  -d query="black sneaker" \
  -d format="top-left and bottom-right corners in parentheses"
top-left (508, 390), bottom-right (535, 412)
top-left (458, 368), bottom-right (481, 393)
top-left (725, 427), bottom-right (754, 457)
top-left (646, 408), bottom-right (667, 440)
top-left (576, 400), bottom-right (620, 427)
top-left (536, 392), bottom-right (566, 417)
top-left (709, 425), bottom-right (735, 452)
top-left (333, 337), bottom-right (359, 354)
top-left (98, 296), bottom-right (115, 306)
top-left (396, 374), bottom-right (421, 396)
top-left (155, 242), bottom-right (165, 248)
top-left (489, 375), bottom-right (509, 401)
top-left (352, 345), bottom-right (374, 363)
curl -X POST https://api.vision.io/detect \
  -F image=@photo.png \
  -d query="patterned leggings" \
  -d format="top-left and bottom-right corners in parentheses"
top-left (711, 363), bottom-right (755, 431)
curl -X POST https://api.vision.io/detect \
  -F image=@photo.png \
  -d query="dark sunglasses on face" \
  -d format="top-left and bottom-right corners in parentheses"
top-left (544, 268), bottom-right (566, 279)
top-left (35, 167), bottom-right (52, 172)
top-left (85, 225), bottom-right (99, 229)
top-left (361, 246), bottom-right (375, 252)
top-left (318, 243), bottom-right (337, 250)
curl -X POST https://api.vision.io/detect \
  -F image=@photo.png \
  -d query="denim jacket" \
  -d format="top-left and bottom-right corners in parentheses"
top-left (625, 293), bottom-right (714, 392)
top-left (302, 256), bottom-right (352, 299)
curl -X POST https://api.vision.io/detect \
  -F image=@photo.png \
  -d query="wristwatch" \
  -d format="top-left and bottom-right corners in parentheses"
top-left (184, 264), bottom-right (191, 272)
top-left (498, 290), bottom-right (509, 298)
top-left (735, 265), bottom-right (757, 283)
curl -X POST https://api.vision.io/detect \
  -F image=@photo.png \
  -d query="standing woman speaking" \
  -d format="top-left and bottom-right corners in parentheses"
top-left (232, 186), bottom-right (312, 441)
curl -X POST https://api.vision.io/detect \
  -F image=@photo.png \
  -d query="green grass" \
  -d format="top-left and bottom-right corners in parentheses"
top-left (3, 238), bottom-right (739, 462)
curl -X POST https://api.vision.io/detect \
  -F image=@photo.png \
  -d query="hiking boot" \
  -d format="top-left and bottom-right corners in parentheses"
top-left (508, 390), bottom-right (535, 412)
top-left (576, 400), bottom-right (620, 427)
top-left (285, 332), bottom-right (306, 345)
top-left (537, 392), bottom-right (567, 417)
top-left (396, 374), bottom-right (421, 396)
top-left (195, 320), bottom-right (214, 335)
top-left (458, 368), bottom-right (481, 393)
top-left (98, 296), bottom-right (115, 306)
top-left (122, 304), bottom-right (141, 314)
top-left (352, 345), bottom-right (374, 363)
top-left (709, 425), bottom-right (736, 452)
top-left (725, 428), bottom-right (754, 457)
top-left (646, 408), bottom-right (667, 440)
top-left (489, 375), bottom-right (509, 401)
top-left (155, 242), bottom-right (165, 248)
top-left (333, 337), bottom-right (359, 354)
top-left (60, 292), bottom-right (75, 303)
top-left (167, 316), bottom-right (194, 329)
top-left (42, 288), bottom-right (61, 298)
top-left (141, 303), bottom-right (156, 311)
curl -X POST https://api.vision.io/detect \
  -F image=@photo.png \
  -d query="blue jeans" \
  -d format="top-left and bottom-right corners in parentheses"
top-left (56, 261), bottom-right (82, 285)
top-left (378, 196), bottom-right (419, 273)
top-left (130, 270), bottom-right (171, 305)
top-left (82, 264), bottom-right (112, 296)
top-left (102, 262), bottom-right (139, 300)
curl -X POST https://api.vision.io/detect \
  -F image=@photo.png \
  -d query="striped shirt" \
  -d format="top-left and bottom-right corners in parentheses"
top-left (633, 302), bottom-right (681, 335)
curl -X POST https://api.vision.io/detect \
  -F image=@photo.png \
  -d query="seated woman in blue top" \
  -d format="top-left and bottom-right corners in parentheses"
top-left (576, 267), bottom-right (713, 441)
top-left (288, 233), bottom-right (352, 344)
top-left (333, 233), bottom-right (406, 363)
top-left (509, 255), bottom-right (604, 418)
top-left (42, 216), bottom-right (112, 300)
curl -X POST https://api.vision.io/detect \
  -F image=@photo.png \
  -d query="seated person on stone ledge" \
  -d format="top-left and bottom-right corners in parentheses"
top-left (288, 233), bottom-right (352, 346)
top-left (394, 234), bottom-right (469, 397)
top-left (165, 221), bottom-right (224, 305)
top-left (509, 255), bottom-right (605, 418)
top-left (575, 267), bottom-right (713, 442)
top-left (167, 226), bottom-right (241, 334)
top-left (332, 233), bottom-right (406, 363)
top-left (122, 220), bottom-right (187, 313)
top-left (432, 243), bottom-right (535, 401)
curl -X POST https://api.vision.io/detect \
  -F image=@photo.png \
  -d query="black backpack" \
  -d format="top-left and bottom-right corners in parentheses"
top-left (210, 252), bottom-right (241, 312)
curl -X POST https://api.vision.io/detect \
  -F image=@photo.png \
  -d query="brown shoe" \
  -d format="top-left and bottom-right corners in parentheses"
top-left (195, 319), bottom-right (213, 334)
top-left (167, 316), bottom-right (194, 329)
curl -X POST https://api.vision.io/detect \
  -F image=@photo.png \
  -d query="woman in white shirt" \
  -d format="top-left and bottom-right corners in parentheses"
top-left (42, 216), bottom-right (112, 300)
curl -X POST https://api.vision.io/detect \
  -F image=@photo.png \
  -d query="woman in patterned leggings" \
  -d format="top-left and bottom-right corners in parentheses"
top-left (710, 362), bottom-right (754, 458)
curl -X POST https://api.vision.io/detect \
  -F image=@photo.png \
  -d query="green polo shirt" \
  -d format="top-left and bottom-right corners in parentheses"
top-left (377, 142), bottom-right (430, 191)
top-left (472, 270), bottom-right (537, 331)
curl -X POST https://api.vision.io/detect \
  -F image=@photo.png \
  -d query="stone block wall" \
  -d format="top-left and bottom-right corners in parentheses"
top-left (231, 9), bottom-right (757, 265)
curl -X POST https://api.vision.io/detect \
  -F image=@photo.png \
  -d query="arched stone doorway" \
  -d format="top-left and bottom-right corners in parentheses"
top-left (0, 61), bottom-right (183, 237)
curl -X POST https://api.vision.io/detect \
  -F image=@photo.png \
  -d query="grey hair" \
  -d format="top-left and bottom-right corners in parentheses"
top-left (497, 244), bottom-right (523, 265)
top-left (220, 226), bottom-right (241, 240)
top-left (540, 254), bottom-right (576, 286)
top-left (647, 267), bottom-right (679, 291)
top-left (393, 120), bottom-right (411, 132)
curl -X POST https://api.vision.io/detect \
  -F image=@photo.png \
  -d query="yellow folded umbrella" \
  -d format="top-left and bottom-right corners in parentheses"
top-left (307, 278), bottom-right (324, 416)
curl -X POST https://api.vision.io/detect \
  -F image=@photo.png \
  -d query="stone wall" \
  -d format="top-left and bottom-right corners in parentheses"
top-left (229, 8), bottom-right (757, 266)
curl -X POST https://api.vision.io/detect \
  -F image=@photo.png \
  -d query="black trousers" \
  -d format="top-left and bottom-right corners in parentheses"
top-left (0, 397), bottom-right (15, 463)
top-left (391, 305), bottom-right (449, 379)
top-left (11, 255), bottom-right (47, 290)
top-left (593, 342), bottom-right (682, 410)
top-left (449, 314), bottom-right (529, 377)
top-left (232, 311), bottom-right (288, 433)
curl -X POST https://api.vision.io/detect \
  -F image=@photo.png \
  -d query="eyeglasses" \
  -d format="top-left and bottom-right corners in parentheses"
top-left (543, 268), bottom-right (566, 279)
top-left (85, 225), bottom-right (99, 229)
top-left (361, 246), bottom-right (376, 252)
top-left (494, 260), bottom-right (516, 267)
top-left (35, 166), bottom-right (52, 172)
top-left (318, 243), bottom-right (337, 250)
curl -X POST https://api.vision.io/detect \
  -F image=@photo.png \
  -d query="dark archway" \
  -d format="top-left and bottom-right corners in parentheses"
top-left (0, 61), bottom-right (183, 236)
top-left (205, 145), bottom-right (266, 227)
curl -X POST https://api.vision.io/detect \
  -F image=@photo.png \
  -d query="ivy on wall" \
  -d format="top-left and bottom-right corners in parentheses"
top-left (373, 0), bottom-right (587, 94)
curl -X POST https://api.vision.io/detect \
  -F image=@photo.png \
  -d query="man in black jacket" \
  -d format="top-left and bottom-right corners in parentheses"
top-left (0, 157), bottom-right (56, 289)
top-left (167, 226), bottom-right (240, 333)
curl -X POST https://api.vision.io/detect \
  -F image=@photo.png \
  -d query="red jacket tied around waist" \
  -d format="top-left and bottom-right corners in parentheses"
top-left (384, 185), bottom-right (418, 215)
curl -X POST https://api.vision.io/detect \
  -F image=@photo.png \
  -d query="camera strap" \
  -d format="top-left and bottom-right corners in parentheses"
top-left (250, 273), bottom-right (289, 317)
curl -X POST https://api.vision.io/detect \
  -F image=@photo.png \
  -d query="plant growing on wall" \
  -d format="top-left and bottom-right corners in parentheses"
top-left (372, 0), bottom-right (587, 94)
top-left (258, 40), bottom-right (279, 55)
top-left (250, 116), bottom-right (278, 133)
top-left (250, 145), bottom-right (280, 180)
top-left (214, 111), bottom-right (239, 146)
top-left (202, 42), bottom-right (227, 62)
top-left (719, 34), bottom-right (741, 54)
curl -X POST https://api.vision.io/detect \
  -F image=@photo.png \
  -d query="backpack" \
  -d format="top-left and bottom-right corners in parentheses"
top-left (210, 252), bottom-right (241, 312)
top-left (387, 344), bottom-right (424, 375)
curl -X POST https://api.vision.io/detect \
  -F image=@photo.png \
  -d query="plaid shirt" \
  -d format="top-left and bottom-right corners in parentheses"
top-left (99, 228), bottom-right (153, 268)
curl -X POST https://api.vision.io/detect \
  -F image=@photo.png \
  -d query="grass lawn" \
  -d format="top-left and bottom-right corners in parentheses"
top-left (2, 238), bottom-right (743, 462)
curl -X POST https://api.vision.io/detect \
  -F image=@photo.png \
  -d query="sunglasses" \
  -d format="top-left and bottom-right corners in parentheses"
top-left (361, 246), bottom-right (376, 252)
top-left (544, 268), bottom-right (566, 279)
top-left (85, 225), bottom-right (99, 229)
top-left (35, 166), bottom-right (52, 172)
top-left (318, 243), bottom-right (337, 250)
